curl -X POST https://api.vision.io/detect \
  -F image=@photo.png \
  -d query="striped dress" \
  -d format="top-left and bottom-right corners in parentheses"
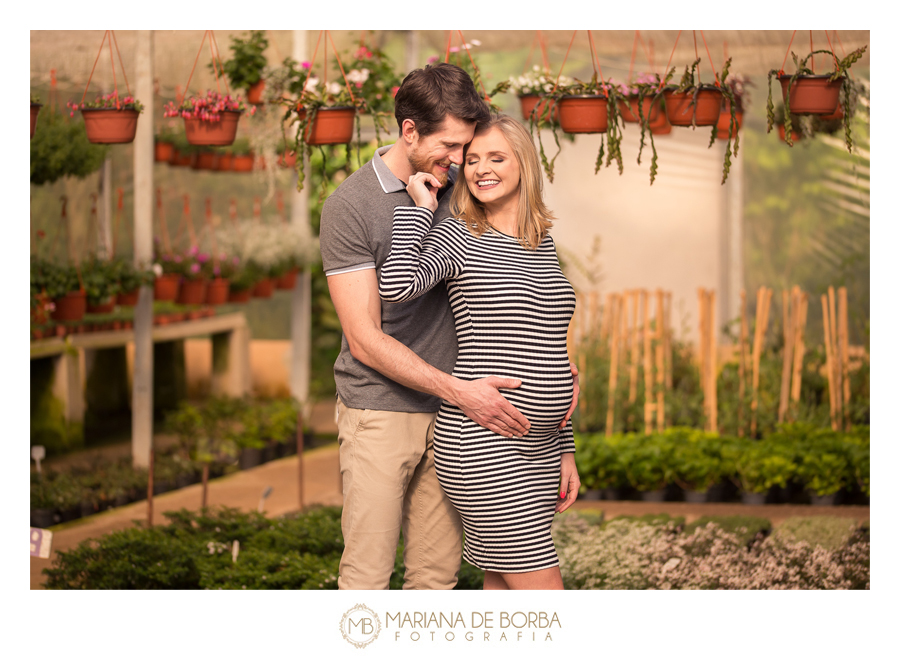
top-left (380, 206), bottom-right (576, 573)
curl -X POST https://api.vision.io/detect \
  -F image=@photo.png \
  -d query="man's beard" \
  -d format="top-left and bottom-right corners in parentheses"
top-left (408, 149), bottom-right (450, 187)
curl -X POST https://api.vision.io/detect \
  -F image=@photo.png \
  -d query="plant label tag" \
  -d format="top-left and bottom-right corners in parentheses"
top-left (31, 445), bottom-right (46, 474)
top-left (30, 528), bottom-right (52, 558)
top-left (232, 540), bottom-right (240, 563)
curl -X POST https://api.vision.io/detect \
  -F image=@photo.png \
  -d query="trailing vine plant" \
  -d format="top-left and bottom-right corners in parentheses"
top-left (766, 46), bottom-right (867, 151)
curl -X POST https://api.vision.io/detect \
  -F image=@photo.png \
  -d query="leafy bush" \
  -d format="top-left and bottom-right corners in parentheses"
top-left (771, 517), bottom-right (860, 551)
top-left (31, 105), bottom-right (108, 185)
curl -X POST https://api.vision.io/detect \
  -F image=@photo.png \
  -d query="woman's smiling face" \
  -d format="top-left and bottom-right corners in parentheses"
top-left (463, 126), bottom-right (521, 212)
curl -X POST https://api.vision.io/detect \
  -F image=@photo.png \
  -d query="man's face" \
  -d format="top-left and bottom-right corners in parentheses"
top-left (406, 115), bottom-right (476, 187)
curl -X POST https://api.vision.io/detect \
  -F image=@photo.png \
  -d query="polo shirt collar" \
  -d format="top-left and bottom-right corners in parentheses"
top-left (372, 144), bottom-right (458, 194)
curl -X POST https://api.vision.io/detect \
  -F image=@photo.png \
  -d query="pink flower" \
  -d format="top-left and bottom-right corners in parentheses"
top-left (190, 263), bottom-right (200, 274)
top-left (213, 266), bottom-right (221, 276)
top-left (301, 61), bottom-right (311, 69)
top-left (427, 55), bottom-right (439, 64)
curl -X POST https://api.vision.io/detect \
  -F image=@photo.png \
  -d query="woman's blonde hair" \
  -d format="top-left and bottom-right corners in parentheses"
top-left (450, 113), bottom-right (555, 250)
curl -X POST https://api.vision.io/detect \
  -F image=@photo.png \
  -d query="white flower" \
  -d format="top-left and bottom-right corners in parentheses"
top-left (152, 263), bottom-right (163, 277)
top-left (304, 76), bottom-right (319, 92)
top-left (470, 39), bottom-right (481, 47)
top-left (346, 68), bottom-right (370, 84)
top-left (325, 81), bottom-right (344, 96)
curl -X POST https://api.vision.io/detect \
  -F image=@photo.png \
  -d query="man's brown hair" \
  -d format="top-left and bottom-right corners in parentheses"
top-left (394, 63), bottom-right (491, 137)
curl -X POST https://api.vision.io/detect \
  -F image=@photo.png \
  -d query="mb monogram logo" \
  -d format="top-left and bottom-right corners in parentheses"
top-left (340, 604), bottom-right (382, 648)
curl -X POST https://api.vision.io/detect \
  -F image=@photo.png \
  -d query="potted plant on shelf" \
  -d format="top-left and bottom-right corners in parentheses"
top-left (151, 246), bottom-right (183, 301)
top-left (172, 246), bottom-right (210, 306)
top-left (668, 429), bottom-right (726, 503)
top-left (219, 30), bottom-right (269, 105)
top-left (31, 93), bottom-right (42, 138)
top-left (154, 121), bottom-right (182, 163)
top-left (111, 257), bottom-right (154, 306)
top-left (733, 439), bottom-right (797, 505)
top-left (217, 256), bottom-right (256, 303)
top-left (34, 259), bottom-right (86, 323)
top-left (228, 138), bottom-right (255, 172)
top-left (81, 255), bottom-right (121, 314)
top-left (163, 90), bottom-right (256, 147)
top-left (766, 45), bottom-right (867, 152)
top-left (67, 92), bottom-right (144, 144)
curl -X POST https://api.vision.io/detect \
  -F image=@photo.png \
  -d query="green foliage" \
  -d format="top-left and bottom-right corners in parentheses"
top-left (80, 254), bottom-right (121, 305)
top-left (30, 256), bottom-right (81, 300)
top-left (30, 105), bottom-right (108, 185)
top-left (683, 515), bottom-right (772, 547)
top-left (772, 516), bottom-right (859, 551)
top-left (219, 31), bottom-right (269, 91)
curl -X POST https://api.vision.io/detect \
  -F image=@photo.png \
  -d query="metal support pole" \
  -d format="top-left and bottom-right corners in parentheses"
top-left (132, 30), bottom-right (154, 469)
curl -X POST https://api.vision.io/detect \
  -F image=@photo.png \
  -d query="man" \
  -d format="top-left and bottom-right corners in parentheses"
top-left (319, 63), bottom-right (577, 590)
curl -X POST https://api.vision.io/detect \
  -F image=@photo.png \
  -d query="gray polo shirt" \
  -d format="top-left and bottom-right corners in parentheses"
top-left (319, 145), bottom-right (459, 413)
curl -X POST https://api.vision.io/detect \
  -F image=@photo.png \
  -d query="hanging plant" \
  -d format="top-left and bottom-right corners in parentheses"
top-left (509, 66), bottom-right (572, 126)
top-left (637, 58), bottom-right (740, 185)
top-left (163, 90), bottom-right (255, 146)
top-left (338, 36), bottom-right (405, 144)
top-left (217, 30), bottom-right (269, 104)
top-left (716, 74), bottom-right (752, 140)
top-left (30, 105), bottom-right (108, 186)
top-left (766, 45), bottom-right (867, 151)
top-left (67, 91), bottom-right (144, 144)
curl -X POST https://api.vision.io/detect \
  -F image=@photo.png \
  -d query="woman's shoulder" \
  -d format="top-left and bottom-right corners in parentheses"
top-left (435, 216), bottom-right (472, 235)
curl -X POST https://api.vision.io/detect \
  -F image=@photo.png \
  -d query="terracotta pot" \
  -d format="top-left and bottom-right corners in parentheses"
top-left (51, 290), bottom-right (87, 322)
top-left (247, 80), bottom-right (266, 105)
top-left (193, 150), bottom-right (218, 170)
top-left (81, 108), bottom-right (140, 144)
top-left (205, 277), bottom-right (230, 305)
top-left (252, 278), bottom-right (275, 298)
top-left (31, 292), bottom-right (51, 325)
top-left (278, 150), bottom-right (297, 168)
top-left (176, 278), bottom-right (208, 305)
top-left (649, 109), bottom-right (672, 135)
top-left (116, 288), bottom-right (140, 306)
top-left (818, 103), bottom-right (845, 121)
top-left (558, 95), bottom-right (610, 134)
top-left (231, 154), bottom-right (254, 172)
top-left (618, 96), bottom-right (661, 124)
top-left (31, 103), bottom-right (41, 138)
top-left (778, 74), bottom-right (842, 115)
top-left (301, 106), bottom-right (356, 145)
top-left (228, 288), bottom-right (252, 303)
top-left (276, 268), bottom-right (299, 290)
top-left (86, 298), bottom-right (115, 314)
top-left (153, 273), bottom-right (181, 301)
top-left (778, 124), bottom-right (802, 143)
top-left (518, 95), bottom-right (558, 124)
top-left (663, 88), bottom-right (723, 126)
top-left (716, 100), bottom-right (744, 140)
top-left (31, 328), bottom-right (44, 341)
top-left (170, 149), bottom-right (193, 167)
top-left (154, 141), bottom-right (175, 163)
top-left (183, 110), bottom-right (241, 146)
top-left (216, 152), bottom-right (234, 171)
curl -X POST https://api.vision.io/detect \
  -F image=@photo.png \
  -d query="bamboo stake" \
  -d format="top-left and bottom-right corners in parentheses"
top-left (628, 290), bottom-right (641, 406)
top-left (790, 292), bottom-right (809, 408)
top-left (738, 289), bottom-right (748, 437)
top-left (605, 293), bottom-right (621, 437)
top-left (778, 289), bottom-right (795, 423)
top-left (698, 288), bottom-right (708, 427)
top-left (750, 287), bottom-right (771, 438)
top-left (642, 290), bottom-right (653, 432)
top-left (839, 287), bottom-right (851, 430)
top-left (829, 286), bottom-right (843, 429)
top-left (822, 293), bottom-right (838, 430)
top-left (589, 291), bottom-right (600, 336)
top-left (656, 289), bottom-right (666, 432)
top-left (664, 291), bottom-right (672, 392)
top-left (708, 289), bottom-right (717, 433)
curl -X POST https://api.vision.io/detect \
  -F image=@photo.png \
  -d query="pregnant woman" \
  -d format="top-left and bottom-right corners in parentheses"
top-left (379, 114), bottom-right (580, 590)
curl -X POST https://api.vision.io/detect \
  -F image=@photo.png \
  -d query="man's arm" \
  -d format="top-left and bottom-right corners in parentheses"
top-left (327, 268), bottom-right (532, 438)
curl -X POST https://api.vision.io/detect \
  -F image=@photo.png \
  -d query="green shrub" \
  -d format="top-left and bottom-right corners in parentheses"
top-left (683, 515), bottom-right (772, 547)
top-left (772, 517), bottom-right (859, 551)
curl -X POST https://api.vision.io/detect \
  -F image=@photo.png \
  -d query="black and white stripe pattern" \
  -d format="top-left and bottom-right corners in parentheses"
top-left (381, 207), bottom-right (576, 573)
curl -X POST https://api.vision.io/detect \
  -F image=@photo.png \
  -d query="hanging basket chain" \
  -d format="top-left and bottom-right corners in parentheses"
top-left (327, 30), bottom-right (358, 105)
top-left (779, 30), bottom-right (797, 75)
top-left (699, 31), bottom-right (720, 86)
top-left (110, 31), bottom-right (131, 97)
top-left (457, 30), bottom-right (488, 100)
top-left (551, 31), bottom-right (579, 95)
top-left (181, 31), bottom-right (210, 105)
top-left (81, 31), bottom-right (109, 105)
top-left (298, 31), bottom-right (324, 97)
top-left (210, 31), bottom-right (230, 96)
top-left (659, 30), bottom-right (682, 91)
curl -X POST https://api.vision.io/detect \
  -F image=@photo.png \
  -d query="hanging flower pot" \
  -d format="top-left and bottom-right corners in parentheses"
top-left (153, 273), bottom-right (181, 301)
top-left (716, 99), bottom-right (744, 140)
top-left (182, 110), bottom-right (242, 146)
top-left (301, 106), bottom-right (357, 145)
top-left (228, 287), bottom-right (252, 303)
top-left (276, 268), bottom-right (299, 290)
top-left (31, 103), bottom-right (42, 138)
top-left (231, 153), bottom-right (255, 172)
top-left (116, 288), bottom-right (140, 306)
top-left (778, 74), bottom-right (842, 115)
top-left (278, 150), bottom-right (297, 168)
top-left (663, 87), bottom-right (723, 127)
top-left (205, 277), bottom-right (230, 305)
top-left (51, 289), bottom-right (87, 322)
top-left (558, 95), bottom-right (609, 134)
top-left (81, 107), bottom-right (141, 144)
top-left (176, 278), bottom-right (208, 305)
top-left (617, 96), bottom-right (662, 125)
top-left (247, 80), bottom-right (266, 105)
top-left (519, 95), bottom-right (558, 124)
top-left (252, 277), bottom-right (275, 298)
top-left (216, 152), bottom-right (234, 171)
top-left (154, 140), bottom-right (175, 163)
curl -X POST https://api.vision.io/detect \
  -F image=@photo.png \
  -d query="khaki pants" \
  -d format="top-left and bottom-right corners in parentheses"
top-left (336, 398), bottom-right (463, 590)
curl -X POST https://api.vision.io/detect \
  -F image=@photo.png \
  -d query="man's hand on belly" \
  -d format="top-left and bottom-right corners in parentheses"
top-left (446, 376), bottom-right (532, 439)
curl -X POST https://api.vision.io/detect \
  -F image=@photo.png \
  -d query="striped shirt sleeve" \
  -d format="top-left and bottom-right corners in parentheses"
top-left (379, 206), bottom-right (467, 303)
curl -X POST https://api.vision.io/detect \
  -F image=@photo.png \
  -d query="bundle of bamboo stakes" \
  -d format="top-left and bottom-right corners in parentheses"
top-left (821, 286), bottom-right (853, 431)
top-left (567, 289), bottom-right (672, 436)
